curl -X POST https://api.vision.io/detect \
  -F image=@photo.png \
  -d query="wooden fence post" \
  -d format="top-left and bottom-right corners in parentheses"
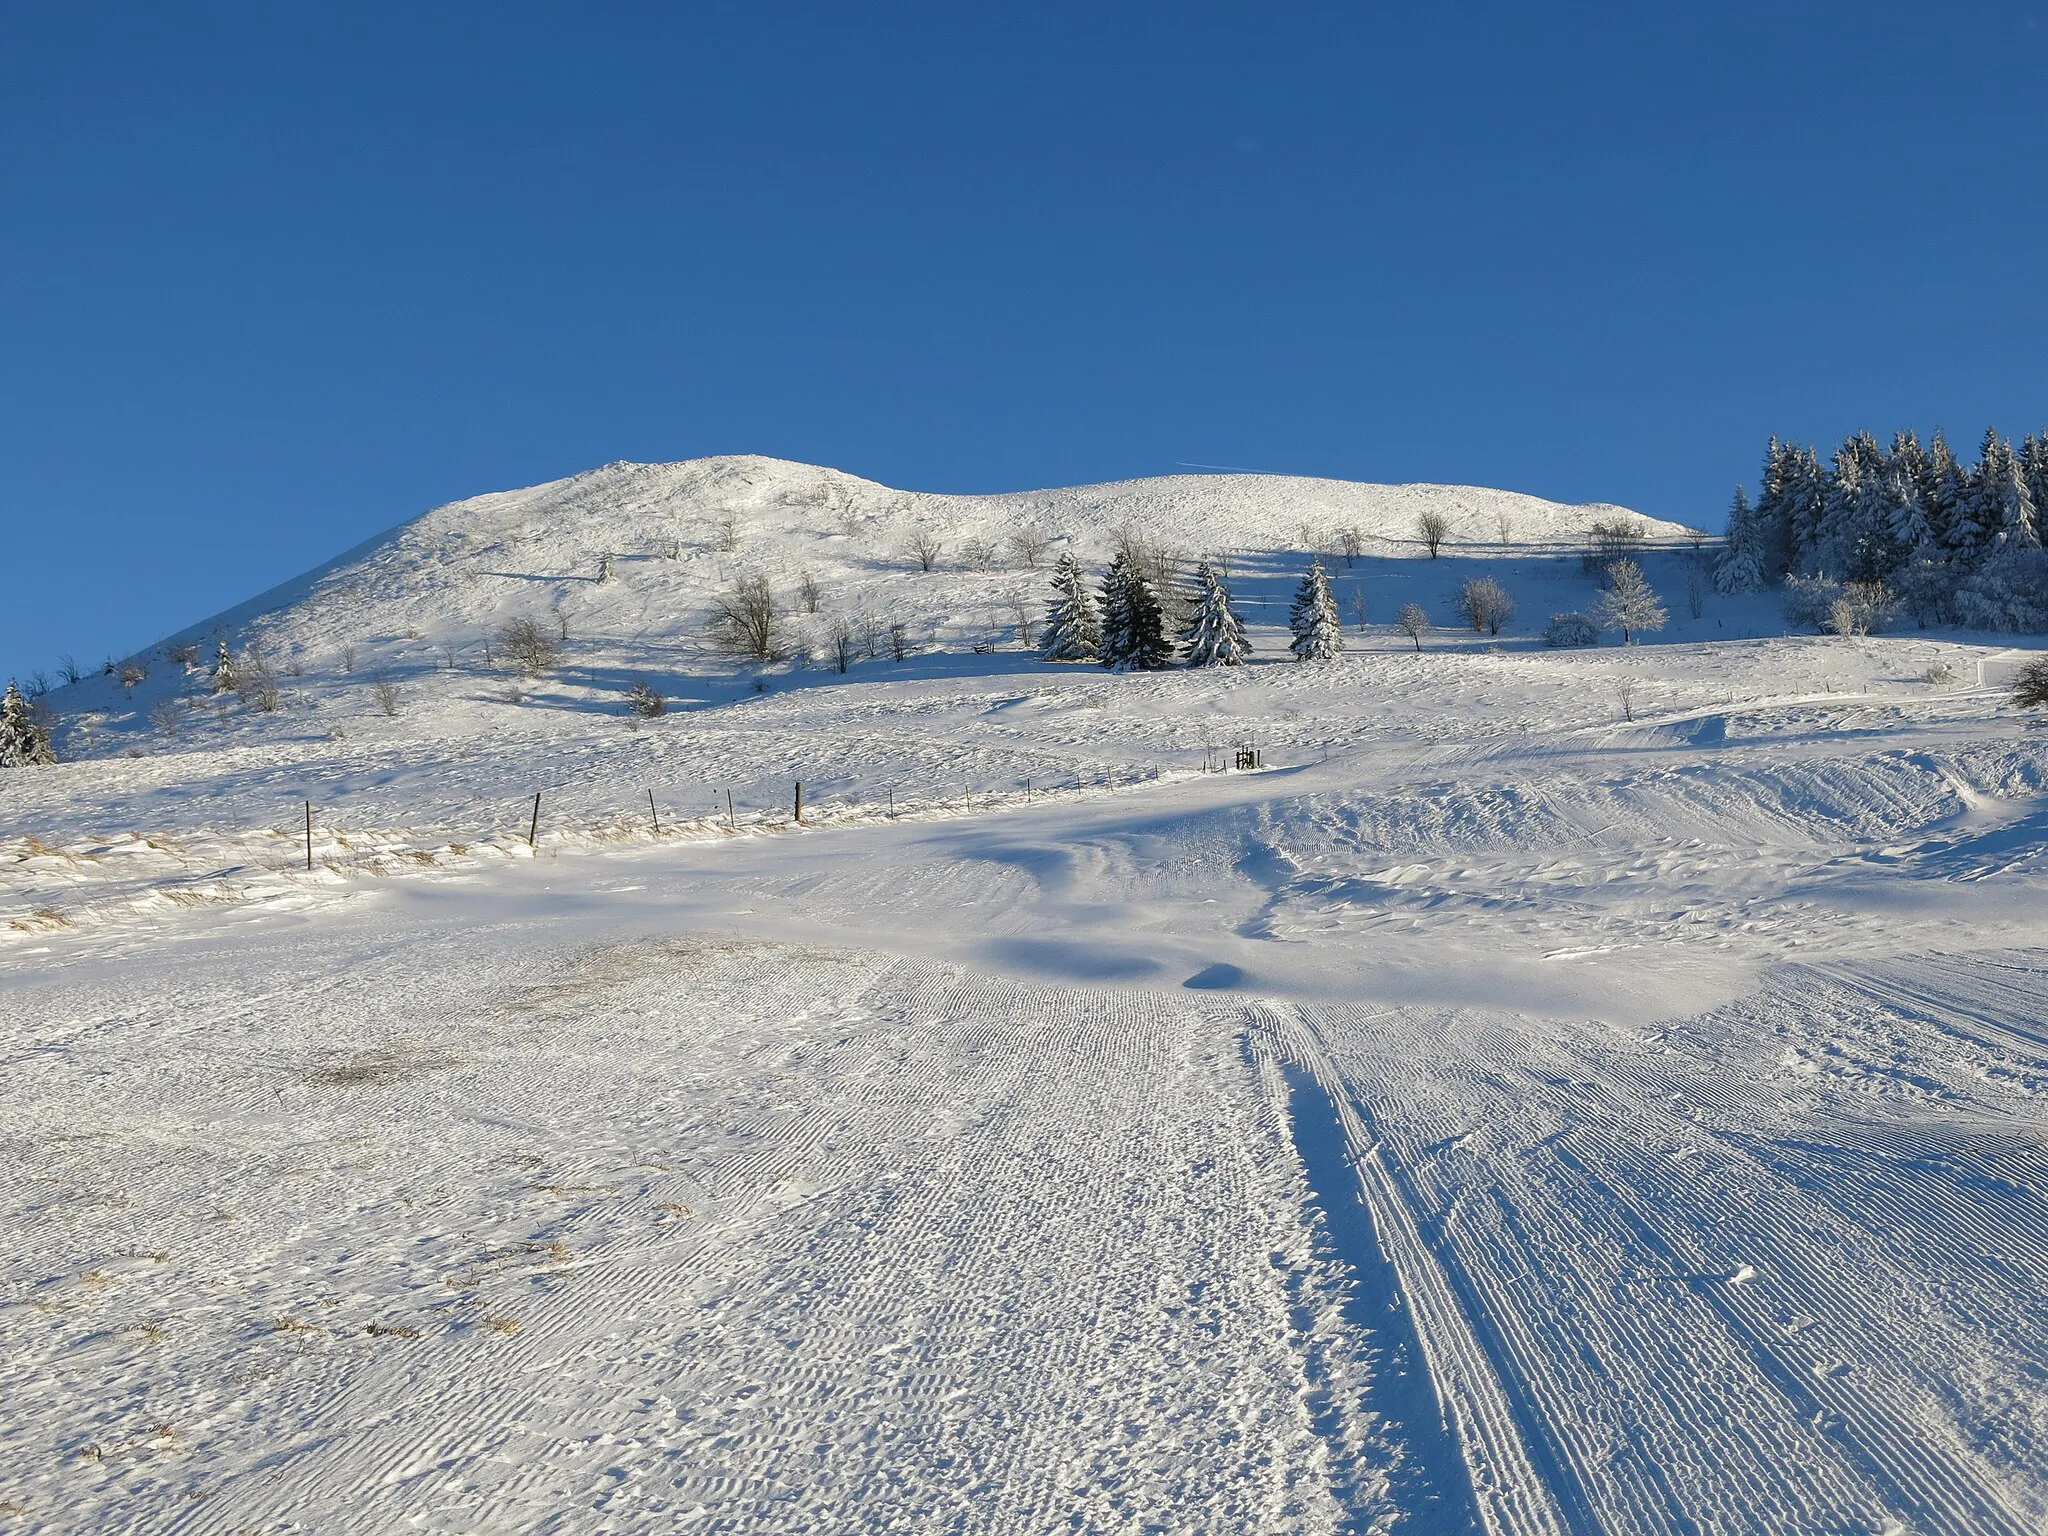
top-left (528, 792), bottom-right (542, 848)
top-left (304, 800), bottom-right (313, 871)
top-left (794, 781), bottom-right (804, 824)
top-left (648, 789), bottom-right (661, 835)
top-left (727, 788), bottom-right (736, 832)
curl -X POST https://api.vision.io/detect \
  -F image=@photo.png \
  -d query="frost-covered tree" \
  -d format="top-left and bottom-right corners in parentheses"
top-left (1716, 486), bottom-right (1767, 593)
top-left (0, 681), bottom-right (54, 766)
top-left (1288, 560), bottom-right (1343, 660)
top-left (1180, 561), bottom-right (1250, 667)
top-left (1040, 552), bottom-right (1102, 662)
top-left (1595, 559), bottom-right (1667, 644)
top-left (2023, 434), bottom-right (2048, 536)
top-left (208, 638), bottom-right (236, 695)
top-left (1097, 553), bottom-right (1172, 671)
top-left (1456, 576), bottom-right (1515, 636)
top-left (1980, 431), bottom-right (2039, 551)
top-left (1394, 601), bottom-right (1430, 651)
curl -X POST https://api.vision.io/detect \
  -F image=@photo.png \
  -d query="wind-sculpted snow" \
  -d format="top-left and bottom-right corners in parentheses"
top-left (5, 457), bottom-right (2048, 1532)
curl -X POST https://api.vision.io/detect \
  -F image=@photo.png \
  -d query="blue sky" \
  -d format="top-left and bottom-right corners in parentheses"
top-left (3, 2), bottom-right (2044, 682)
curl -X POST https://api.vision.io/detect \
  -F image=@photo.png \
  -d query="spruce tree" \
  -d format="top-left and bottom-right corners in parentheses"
top-left (1981, 431), bottom-right (2040, 550)
top-left (1097, 554), bottom-right (1172, 671)
top-left (1748, 438), bottom-right (1795, 580)
top-left (1783, 444), bottom-right (1829, 572)
top-left (1181, 561), bottom-right (1250, 666)
top-left (1287, 559), bottom-right (1343, 661)
top-left (209, 639), bottom-right (237, 695)
top-left (1925, 429), bottom-right (1966, 553)
top-left (1039, 552), bottom-right (1102, 661)
top-left (1715, 486), bottom-right (1767, 593)
top-left (0, 681), bottom-right (53, 767)
top-left (2023, 434), bottom-right (2048, 535)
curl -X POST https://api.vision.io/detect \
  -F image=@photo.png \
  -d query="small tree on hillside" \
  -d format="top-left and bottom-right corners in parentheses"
top-left (1456, 576), bottom-right (1515, 636)
top-left (705, 573), bottom-right (782, 661)
top-left (1289, 560), bottom-right (1343, 660)
top-left (497, 616), bottom-right (565, 675)
top-left (1417, 510), bottom-right (1450, 558)
top-left (1098, 554), bottom-right (1173, 671)
top-left (1041, 553), bottom-right (1102, 661)
top-left (1182, 561), bottom-right (1250, 666)
top-left (208, 639), bottom-right (236, 695)
top-left (906, 527), bottom-right (944, 572)
top-left (1395, 601), bottom-right (1430, 651)
top-left (1595, 559), bottom-right (1667, 644)
top-left (0, 681), bottom-right (55, 766)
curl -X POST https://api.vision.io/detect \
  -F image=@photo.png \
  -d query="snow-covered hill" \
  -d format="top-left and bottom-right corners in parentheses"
top-left (7, 456), bottom-right (2048, 1536)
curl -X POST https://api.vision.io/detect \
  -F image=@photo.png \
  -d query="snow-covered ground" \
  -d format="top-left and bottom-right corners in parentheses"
top-left (4, 459), bottom-right (2046, 1533)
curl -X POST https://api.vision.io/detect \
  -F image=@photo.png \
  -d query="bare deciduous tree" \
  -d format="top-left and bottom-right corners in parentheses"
top-left (1494, 509), bottom-right (1514, 546)
top-left (960, 536), bottom-right (999, 571)
top-left (705, 573), bottom-right (782, 661)
top-left (1583, 515), bottom-right (1646, 575)
top-left (1614, 677), bottom-right (1639, 721)
top-left (234, 649), bottom-right (280, 713)
top-left (1684, 556), bottom-right (1709, 620)
top-left (149, 699), bottom-right (183, 736)
top-left (1456, 577), bottom-right (1516, 636)
top-left (1350, 588), bottom-right (1369, 631)
top-left (339, 643), bottom-right (357, 673)
top-left (1395, 601), bottom-right (1430, 650)
top-left (829, 620), bottom-right (857, 674)
top-left (1010, 594), bottom-right (1037, 647)
top-left (906, 527), bottom-right (944, 571)
top-left (1417, 511), bottom-right (1450, 558)
top-left (1007, 527), bottom-right (1053, 569)
top-left (371, 675), bottom-right (405, 716)
top-left (1337, 527), bottom-right (1365, 565)
top-left (797, 569), bottom-right (823, 614)
top-left (496, 617), bottom-right (564, 675)
top-left (58, 655), bottom-right (81, 685)
top-left (714, 512), bottom-right (740, 553)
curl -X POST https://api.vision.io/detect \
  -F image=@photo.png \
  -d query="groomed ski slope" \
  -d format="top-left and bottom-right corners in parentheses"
top-left (4, 458), bottom-right (2047, 1533)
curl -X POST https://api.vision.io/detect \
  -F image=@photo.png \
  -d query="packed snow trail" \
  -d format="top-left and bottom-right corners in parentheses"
top-left (7, 731), bottom-right (2048, 1532)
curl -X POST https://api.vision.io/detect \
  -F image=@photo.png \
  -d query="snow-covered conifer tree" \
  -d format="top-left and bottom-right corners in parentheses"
top-left (1715, 487), bottom-right (1767, 593)
top-left (1181, 561), bottom-right (1250, 667)
top-left (1981, 431), bottom-right (2040, 551)
top-left (2023, 435), bottom-right (2048, 537)
top-left (1097, 554), bottom-right (1172, 671)
top-left (209, 639), bottom-right (236, 695)
top-left (0, 681), bottom-right (53, 767)
top-left (1040, 552), bottom-right (1102, 661)
top-left (1287, 560), bottom-right (1342, 661)
top-left (1595, 559), bottom-right (1667, 644)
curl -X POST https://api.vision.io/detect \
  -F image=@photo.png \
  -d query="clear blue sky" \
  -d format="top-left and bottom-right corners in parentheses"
top-left (3, 2), bottom-right (2044, 682)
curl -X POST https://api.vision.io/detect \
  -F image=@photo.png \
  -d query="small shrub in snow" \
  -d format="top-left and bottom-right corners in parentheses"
top-left (149, 699), bottom-right (183, 736)
top-left (626, 681), bottom-right (666, 717)
top-left (2011, 656), bottom-right (2048, 708)
top-left (1782, 572), bottom-right (1843, 631)
top-left (372, 676), bottom-right (405, 716)
top-left (497, 617), bottom-right (564, 675)
top-left (1007, 527), bottom-right (1053, 570)
top-left (1544, 611), bottom-right (1599, 647)
top-left (1919, 660), bottom-right (1957, 685)
top-left (1823, 583), bottom-right (1895, 637)
top-left (234, 650), bottom-right (280, 712)
top-left (1583, 516), bottom-right (1646, 575)
top-left (1456, 576), bottom-right (1515, 636)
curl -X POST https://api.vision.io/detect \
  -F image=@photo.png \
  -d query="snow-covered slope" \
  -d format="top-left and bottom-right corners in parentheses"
top-left (6, 456), bottom-right (2047, 1536)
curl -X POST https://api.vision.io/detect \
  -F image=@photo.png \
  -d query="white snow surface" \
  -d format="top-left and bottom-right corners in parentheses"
top-left (5, 457), bottom-right (2048, 1534)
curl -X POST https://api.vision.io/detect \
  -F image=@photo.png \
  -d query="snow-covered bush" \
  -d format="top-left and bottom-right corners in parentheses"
top-left (497, 616), bottom-right (565, 674)
top-left (1543, 611), bottom-right (1599, 647)
top-left (1953, 550), bottom-right (2048, 633)
top-left (1893, 559), bottom-right (1960, 629)
top-left (626, 681), bottom-right (665, 717)
top-left (1456, 576), bottom-right (1515, 635)
top-left (2012, 656), bottom-right (2048, 708)
top-left (1781, 572), bottom-right (1843, 631)
top-left (1823, 582), bottom-right (1897, 637)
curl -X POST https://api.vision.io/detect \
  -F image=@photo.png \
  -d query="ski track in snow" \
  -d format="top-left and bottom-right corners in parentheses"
top-left (5, 457), bottom-right (2048, 1533)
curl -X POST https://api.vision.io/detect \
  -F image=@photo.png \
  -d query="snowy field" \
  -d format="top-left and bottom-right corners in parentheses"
top-left (4, 459), bottom-right (2047, 1534)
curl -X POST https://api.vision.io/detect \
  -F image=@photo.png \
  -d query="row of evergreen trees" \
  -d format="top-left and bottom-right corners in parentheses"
top-left (1041, 553), bottom-right (1349, 670)
top-left (1718, 427), bottom-right (2048, 629)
